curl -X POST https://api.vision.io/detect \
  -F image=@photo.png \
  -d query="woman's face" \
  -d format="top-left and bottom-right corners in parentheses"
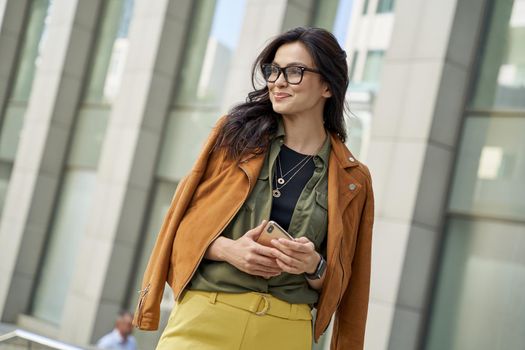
top-left (267, 41), bottom-right (331, 118)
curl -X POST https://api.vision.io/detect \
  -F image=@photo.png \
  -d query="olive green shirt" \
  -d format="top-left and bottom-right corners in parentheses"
top-left (189, 118), bottom-right (331, 304)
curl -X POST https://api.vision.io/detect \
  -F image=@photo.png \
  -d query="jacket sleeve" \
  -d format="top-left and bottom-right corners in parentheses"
top-left (132, 174), bottom-right (190, 330)
top-left (132, 115), bottom-right (228, 330)
top-left (331, 167), bottom-right (374, 349)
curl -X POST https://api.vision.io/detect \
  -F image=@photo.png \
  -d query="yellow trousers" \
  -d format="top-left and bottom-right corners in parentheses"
top-left (156, 290), bottom-right (313, 350)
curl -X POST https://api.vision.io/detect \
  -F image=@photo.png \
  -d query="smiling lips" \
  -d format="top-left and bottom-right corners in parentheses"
top-left (273, 92), bottom-right (291, 101)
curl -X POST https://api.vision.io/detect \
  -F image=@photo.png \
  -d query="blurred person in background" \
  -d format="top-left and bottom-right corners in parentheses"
top-left (133, 26), bottom-right (374, 350)
top-left (96, 311), bottom-right (137, 350)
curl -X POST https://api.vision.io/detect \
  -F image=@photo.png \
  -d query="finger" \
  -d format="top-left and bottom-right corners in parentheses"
top-left (294, 236), bottom-right (311, 244)
top-left (270, 239), bottom-right (298, 257)
top-left (245, 220), bottom-right (267, 239)
top-left (249, 266), bottom-right (282, 275)
top-left (277, 238), bottom-right (314, 253)
top-left (271, 239), bottom-right (309, 257)
top-left (275, 258), bottom-right (300, 274)
top-left (245, 253), bottom-right (280, 269)
top-left (262, 272), bottom-right (281, 279)
top-left (253, 244), bottom-right (281, 258)
top-left (272, 248), bottom-right (303, 267)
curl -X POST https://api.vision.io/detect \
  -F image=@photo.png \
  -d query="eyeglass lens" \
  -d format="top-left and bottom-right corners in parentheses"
top-left (263, 65), bottom-right (303, 84)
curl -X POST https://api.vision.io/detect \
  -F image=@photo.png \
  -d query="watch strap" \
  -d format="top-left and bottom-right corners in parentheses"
top-left (305, 254), bottom-right (326, 280)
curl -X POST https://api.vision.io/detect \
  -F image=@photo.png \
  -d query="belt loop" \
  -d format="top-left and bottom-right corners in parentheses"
top-left (255, 295), bottom-right (270, 316)
top-left (290, 303), bottom-right (298, 320)
top-left (209, 292), bottom-right (218, 304)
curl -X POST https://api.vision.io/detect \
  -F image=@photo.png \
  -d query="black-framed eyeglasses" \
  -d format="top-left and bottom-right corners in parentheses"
top-left (261, 63), bottom-right (321, 85)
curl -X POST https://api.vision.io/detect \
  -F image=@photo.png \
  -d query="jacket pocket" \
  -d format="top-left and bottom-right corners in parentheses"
top-left (308, 190), bottom-right (328, 248)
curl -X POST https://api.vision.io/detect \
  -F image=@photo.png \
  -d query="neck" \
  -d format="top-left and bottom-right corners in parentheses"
top-left (117, 329), bottom-right (127, 340)
top-left (281, 112), bottom-right (326, 155)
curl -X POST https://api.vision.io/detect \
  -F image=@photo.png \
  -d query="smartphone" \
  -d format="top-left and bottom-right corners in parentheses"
top-left (257, 220), bottom-right (294, 247)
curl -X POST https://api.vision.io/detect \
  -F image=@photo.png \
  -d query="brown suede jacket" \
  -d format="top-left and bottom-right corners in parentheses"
top-left (133, 116), bottom-right (375, 349)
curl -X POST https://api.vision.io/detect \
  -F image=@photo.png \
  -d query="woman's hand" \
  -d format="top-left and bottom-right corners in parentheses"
top-left (270, 236), bottom-right (320, 275)
top-left (204, 220), bottom-right (282, 279)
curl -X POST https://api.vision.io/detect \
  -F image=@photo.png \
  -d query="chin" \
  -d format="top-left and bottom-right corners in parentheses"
top-left (271, 103), bottom-right (292, 115)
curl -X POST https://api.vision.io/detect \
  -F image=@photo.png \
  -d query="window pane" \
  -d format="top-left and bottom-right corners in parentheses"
top-left (448, 115), bottom-right (525, 221)
top-left (470, 0), bottom-right (525, 110)
top-left (311, 0), bottom-right (339, 32)
top-left (362, 0), bottom-right (370, 14)
top-left (31, 171), bottom-right (97, 323)
top-left (173, 0), bottom-right (245, 107)
top-left (10, 0), bottom-right (51, 102)
top-left (376, 0), bottom-right (395, 13)
top-left (346, 110), bottom-right (372, 160)
top-left (0, 104), bottom-right (26, 162)
top-left (66, 107), bottom-right (110, 168)
top-left (308, 0), bottom-right (354, 45)
top-left (426, 217), bottom-right (525, 350)
top-left (156, 110), bottom-right (218, 181)
top-left (0, 0), bottom-right (52, 215)
top-left (332, 0), bottom-right (353, 45)
top-left (84, 0), bottom-right (135, 104)
top-left (362, 50), bottom-right (385, 87)
top-left (349, 51), bottom-right (359, 82)
top-left (0, 161), bottom-right (13, 215)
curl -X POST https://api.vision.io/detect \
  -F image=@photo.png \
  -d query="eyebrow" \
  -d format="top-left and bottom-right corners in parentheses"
top-left (271, 61), bottom-right (309, 67)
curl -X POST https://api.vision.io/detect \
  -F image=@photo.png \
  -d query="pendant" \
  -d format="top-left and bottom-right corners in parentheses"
top-left (277, 178), bottom-right (285, 185)
top-left (272, 189), bottom-right (281, 198)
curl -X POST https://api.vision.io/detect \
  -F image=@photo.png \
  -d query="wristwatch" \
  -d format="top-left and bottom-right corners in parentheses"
top-left (305, 254), bottom-right (327, 280)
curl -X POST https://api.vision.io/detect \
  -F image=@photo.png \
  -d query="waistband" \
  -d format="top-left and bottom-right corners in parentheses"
top-left (184, 290), bottom-right (312, 321)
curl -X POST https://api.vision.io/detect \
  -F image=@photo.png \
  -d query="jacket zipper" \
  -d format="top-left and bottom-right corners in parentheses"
top-left (175, 163), bottom-right (252, 300)
top-left (137, 283), bottom-right (150, 325)
top-left (336, 246), bottom-right (346, 307)
top-left (315, 248), bottom-right (345, 338)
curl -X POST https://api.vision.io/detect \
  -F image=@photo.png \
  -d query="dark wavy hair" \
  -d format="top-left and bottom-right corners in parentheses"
top-left (214, 26), bottom-right (349, 160)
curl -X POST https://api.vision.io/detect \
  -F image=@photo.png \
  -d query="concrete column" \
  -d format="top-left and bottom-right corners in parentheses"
top-left (0, 0), bottom-right (30, 125)
top-left (364, 0), bottom-right (489, 349)
top-left (221, 0), bottom-right (315, 112)
top-left (0, 0), bottom-right (102, 327)
top-left (58, 0), bottom-right (193, 344)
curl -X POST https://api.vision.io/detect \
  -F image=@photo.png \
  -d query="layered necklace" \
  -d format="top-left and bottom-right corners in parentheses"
top-left (272, 151), bottom-right (313, 198)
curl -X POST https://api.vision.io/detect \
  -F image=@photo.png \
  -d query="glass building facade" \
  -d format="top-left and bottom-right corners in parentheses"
top-left (0, 0), bottom-right (52, 215)
top-left (30, 0), bottom-right (136, 324)
top-left (427, 1), bottom-right (525, 348)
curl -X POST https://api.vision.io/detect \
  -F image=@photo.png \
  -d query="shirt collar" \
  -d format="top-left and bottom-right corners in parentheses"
top-left (112, 329), bottom-right (126, 344)
top-left (316, 133), bottom-right (331, 164)
top-left (275, 116), bottom-right (286, 139)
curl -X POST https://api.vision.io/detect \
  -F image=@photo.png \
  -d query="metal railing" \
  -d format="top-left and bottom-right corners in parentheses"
top-left (0, 329), bottom-right (86, 350)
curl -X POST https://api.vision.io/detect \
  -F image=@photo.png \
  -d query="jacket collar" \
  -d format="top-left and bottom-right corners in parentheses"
top-left (326, 133), bottom-right (363, 261)
top-left (329, 132), bottom-right (360, 169)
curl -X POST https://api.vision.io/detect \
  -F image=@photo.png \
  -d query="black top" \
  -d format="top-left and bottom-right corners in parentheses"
top-left (270, 145), bottom-right (315, 231)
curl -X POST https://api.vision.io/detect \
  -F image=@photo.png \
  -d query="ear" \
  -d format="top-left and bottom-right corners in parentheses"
top-left (322, 83), bottom-right (332, 98)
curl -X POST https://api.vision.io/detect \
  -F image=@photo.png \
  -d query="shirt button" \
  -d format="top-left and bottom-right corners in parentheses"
top-left (279, 139), bottom-right (284, 143)
top-left (349, 157), bottom-right (355, 162)
top-left (349, 183), bottom-right (356, 191)
top-left (315, 168), bottom-right (322, 173)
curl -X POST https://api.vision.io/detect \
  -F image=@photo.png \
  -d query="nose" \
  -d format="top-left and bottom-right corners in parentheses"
top-left (274, 71), bottom-right (288, 87)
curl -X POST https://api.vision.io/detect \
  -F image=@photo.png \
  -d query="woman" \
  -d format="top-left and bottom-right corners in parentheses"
top-left (133, 27), bottom-right (374, 350)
